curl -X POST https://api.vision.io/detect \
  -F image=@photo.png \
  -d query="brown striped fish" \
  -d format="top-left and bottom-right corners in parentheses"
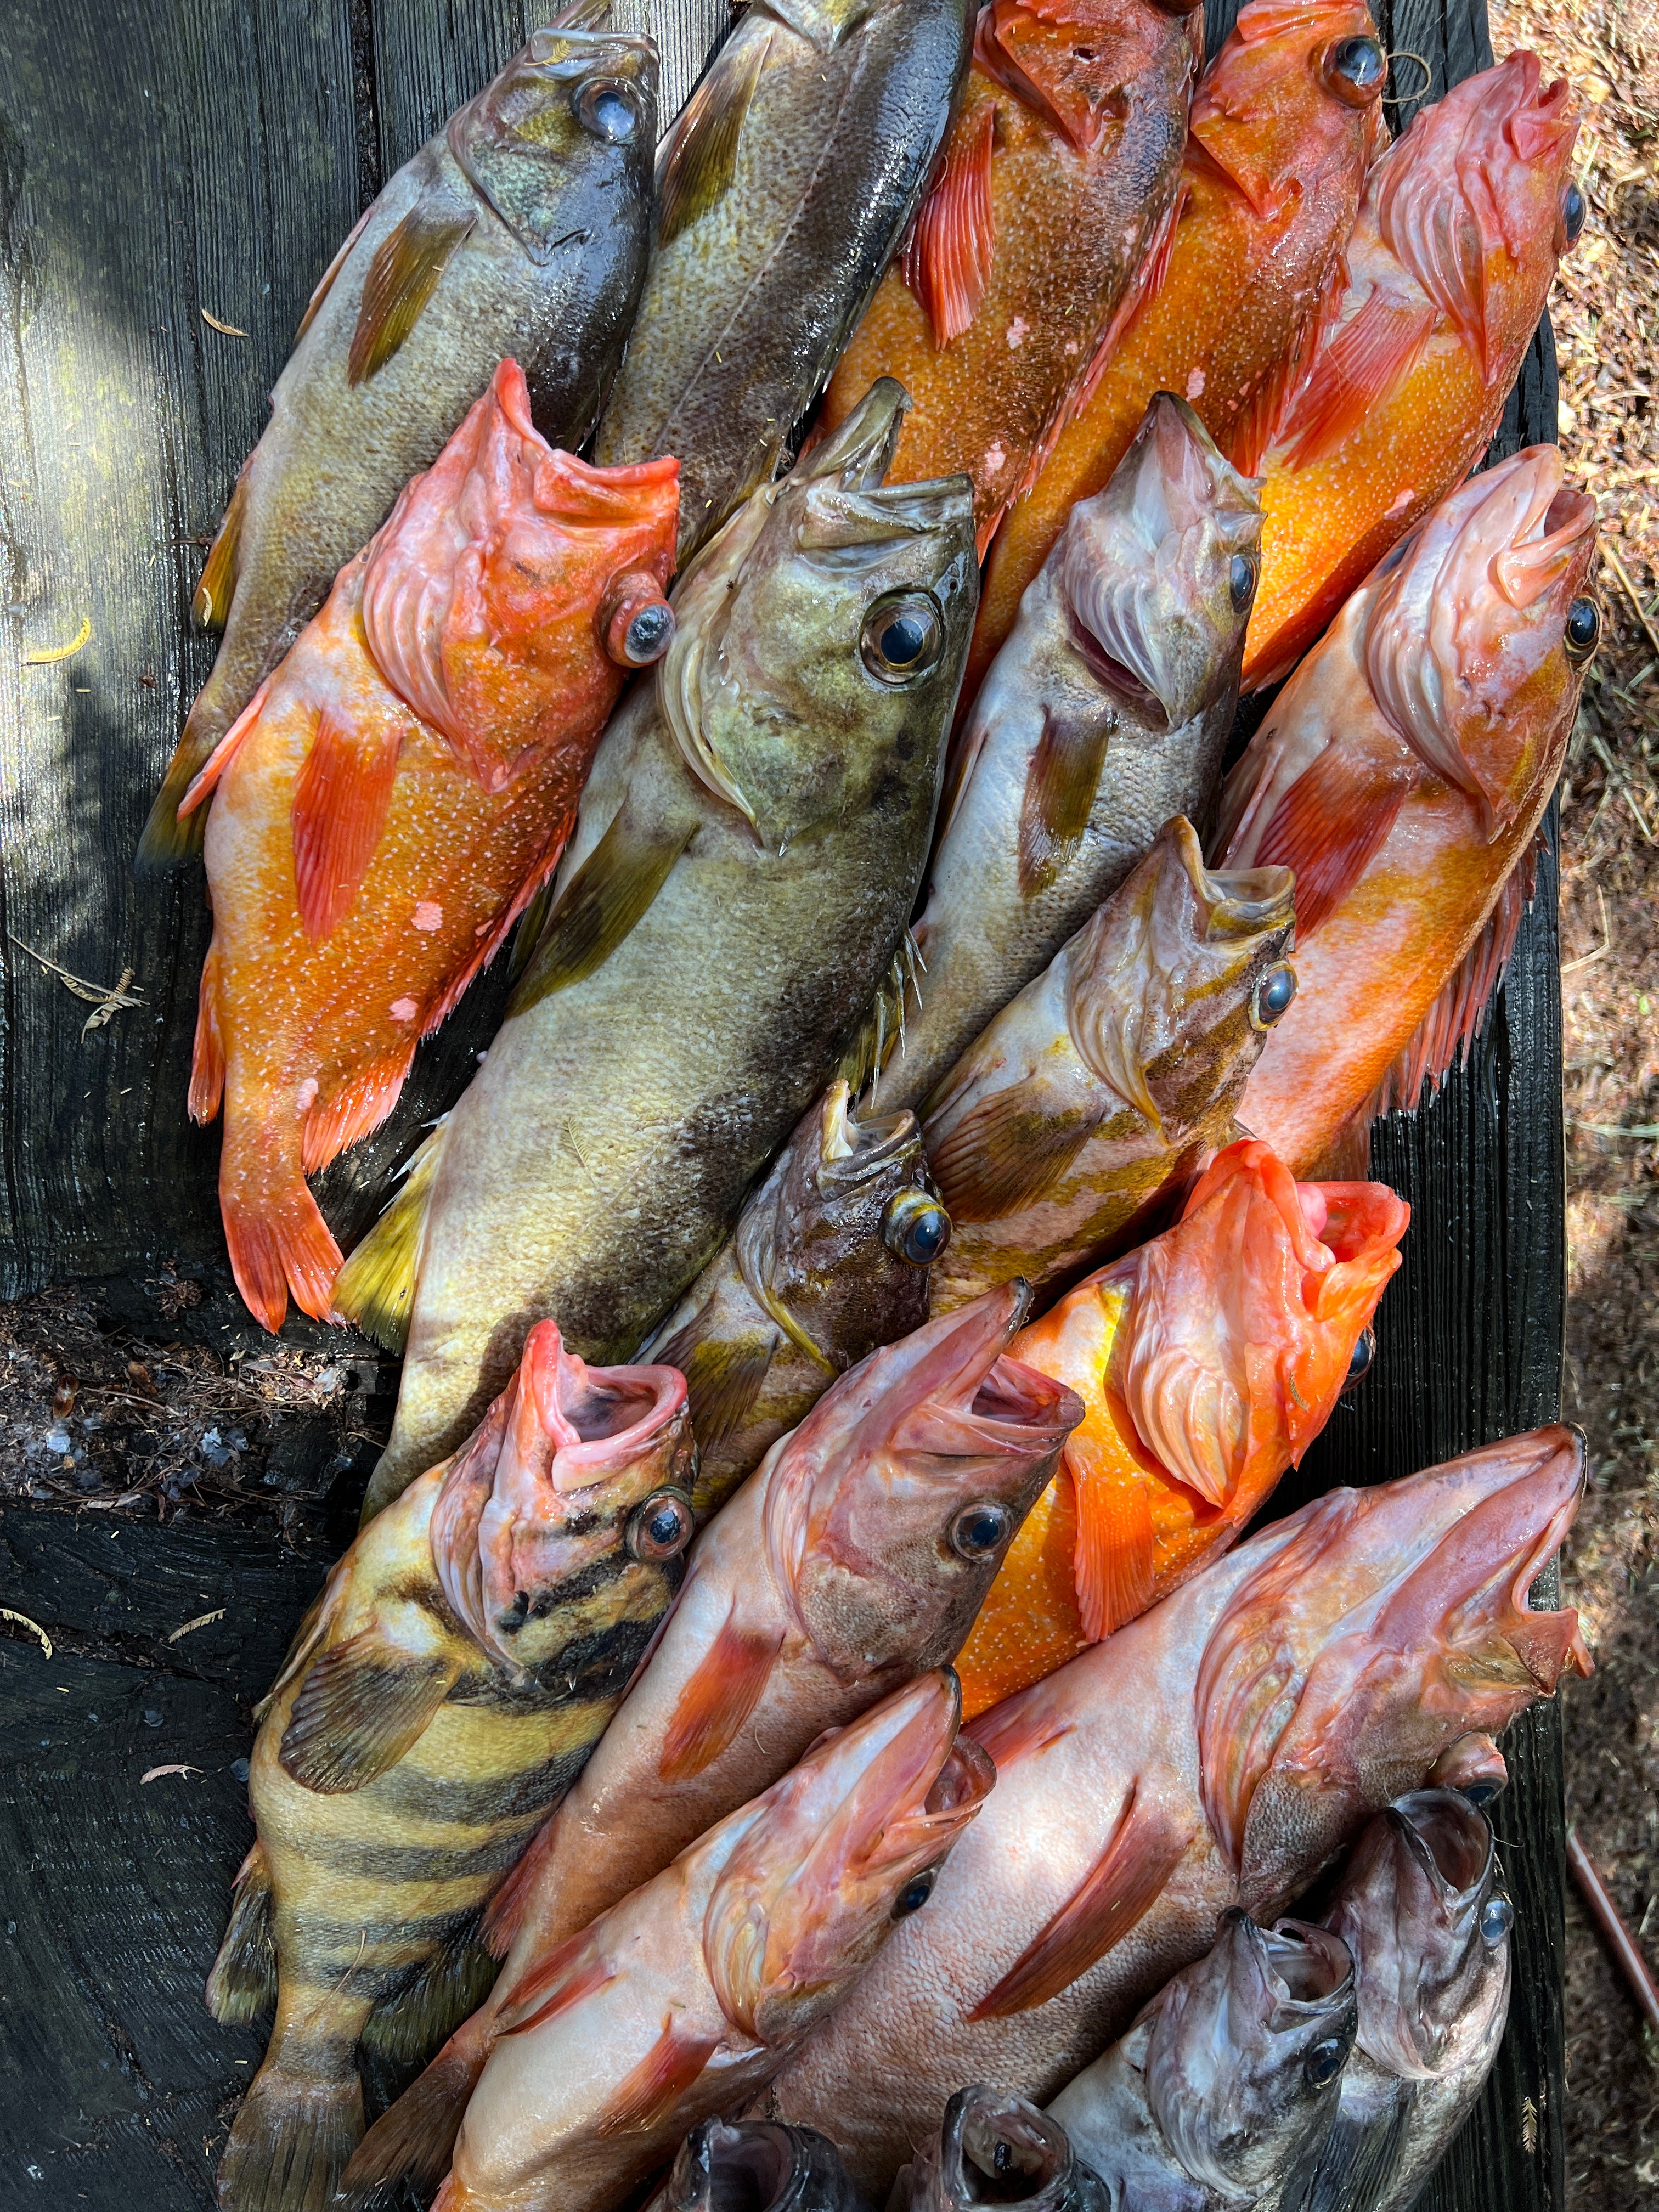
top-left (206, 1321), bottom-right (695, 2212)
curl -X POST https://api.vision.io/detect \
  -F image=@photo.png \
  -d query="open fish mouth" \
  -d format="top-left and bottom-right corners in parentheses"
top-left (815, 1081), bottom-right (924, 1192)
top-left (939, 2086), bottom-right (1077, 2209)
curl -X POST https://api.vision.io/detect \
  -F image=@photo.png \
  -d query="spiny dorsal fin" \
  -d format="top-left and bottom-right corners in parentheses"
top-left (928, 1083), bottom-right (1104, 1223)
top-left (192, 460), bottom-right (251, 629)
top-left (334, 1118), bottom-right (450, 1355)
top-left (658, 25), bottom-right (772, 250)
top-left (1018, 704), bottom-right (1113, 898)
top-left (348, 201), bottom-right (477, 387)
top-left (508, 804), bottom-right (696, 1018)
top-left (279, 1627), bottom-right (461, 1793)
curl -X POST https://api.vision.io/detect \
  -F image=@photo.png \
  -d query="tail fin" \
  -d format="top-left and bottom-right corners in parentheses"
top-left (217, 2058), bottom-right (363, 2212)
top-left (334, 1118), bottom-right (448, 1353)
top-left (206, 1843), bottom-right (276, 2024)
top-left (336, 2025), bottom-right (487, 2211)
top-left (219, 1122), bottom-right (345, 1335)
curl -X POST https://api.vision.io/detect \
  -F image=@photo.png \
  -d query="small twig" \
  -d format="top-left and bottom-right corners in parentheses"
top-left (141, 1763), bottom-right (203, 1785)
top-left (1603, 540), bottom-right (1659, 660)
top-left (22, 615), bottom-right (91, 665)
top-left (1568, 1829), bottom-right (1659, 2035)
top-left (166, 1607), bottom-right (227, 1644)
top-left (1562, 885), bottom-right (1613, 974)
top-left (1569, 1119), bottom-right (1659, 1139)
top-left (200, 308), bottom-right (249, 338)
top-left (5, 934), bottom-right (145, 1031)
top-left (0, 1608), bottom-right (53, 1658)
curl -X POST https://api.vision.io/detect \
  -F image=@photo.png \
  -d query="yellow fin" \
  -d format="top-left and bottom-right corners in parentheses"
top-left (1018, 706), bottom-right (1111, 898)
top-left (334, 1119), bottom-right (448, 1353)
top-left (348, 201), bottom-right (476, 387)
top-left (509, 804), bottom-right (695, 1018)
top-left (205, 1842), bottom-right (276, 2024)
top-left (279, 1626), bottom-right (461, 1793)
top-left (658, 25), bottom-right (771, 249)
top-left (192, 461), bottom-right (251, 629)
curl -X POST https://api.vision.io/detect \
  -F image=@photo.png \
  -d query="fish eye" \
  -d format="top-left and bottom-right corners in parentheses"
top-left (1303, 2035), bottom-right (1349, 2090)
top-left (1251, 963), bottom-right (1297, 1030)
top-left (891, 1866), bottom-right (939, 1919)
top-left (1481, 1893), bottom-right (1515, 1946)
top-left (1561, 178), bottom-right (1587, 246)
top-left (1324, 35), bottom-right (1387, 102)
top-left (621, 600), bottom-right (674, 666)
top-left (882, 1187), bottom-right (953, 1267)
top-left (1564, 596), bottom-right (1600, 664)
top-left (861, 592), bottom-right (945, 687)
top-left (1228, 551), bottom-right (1259, 613)
top-left (574, 78), bottom-right (641, 143)
top-left (627, 1489), bottom-right (695, 1562)
top-left (950, 1500), bottom-right (1011, 1559)
top-left (1342, 1328), bottom-right (1376, 1391)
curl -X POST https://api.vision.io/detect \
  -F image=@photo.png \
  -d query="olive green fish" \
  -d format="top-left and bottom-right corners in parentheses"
top-left (640, 1078), bottom-right (952, 1516)
top-left (206, 1321), bottom-right (695, 2212)
top-left (140, 20), bottom-right (660, 868)
top-left (596, 0), bottom-right (973, 565)
top-left (345, 379), bottom-right (977, 1515)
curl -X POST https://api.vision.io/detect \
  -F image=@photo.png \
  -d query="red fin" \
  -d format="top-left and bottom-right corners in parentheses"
top-left (291, 705), bottom-right (403, 941)
top-left (968, 1697), bottom-right (1076, 1774)
top-left (659, 1611), bottom-right (786, 1783)
top-left (421, 812), bottom-right (575, 1041)
top-left (1253, 743), bottom-right (1415, 943)
top-left (221, 1171), bottom-right (345, 1334)
top-left (1371, 848), bottom-right (1534, 1117)
top-left (591, 2018), bottom-right (720, 2139)
top-left (178, 675), bottom-right (272, 816)
top-left (967, 1778), bottom-right (1190, 2018)
top-left (1071, 1450), bottom-right (1156, 1643)
top-left (1272, 291), bottom-right (1437, 470)
top-left (336, 2020), bottom-right (486, 2210)
top-left (902, 105), bottom-right (996, 348)
top-left (495, 1934), bottom-right (617, 2039)
top-left (189, 951), bottom-right (225, 1124)
top-left (300, 1047), bottom-right (416, 1176)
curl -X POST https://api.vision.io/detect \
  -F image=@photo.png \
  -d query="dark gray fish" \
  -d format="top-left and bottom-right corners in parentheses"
top-left (893, 2087), bottom-right (1111, 2212)
top-left (142, 19), bottom-right (661, 867)
top-left (651, 2118), bottom-right (873, 2212)
top-left (596, 0), bottom-right (973, 565)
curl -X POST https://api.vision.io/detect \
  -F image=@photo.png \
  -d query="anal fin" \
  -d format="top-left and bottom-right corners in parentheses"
top-left (334, 1117), bottom-right (449, 1354)
top-left (348, 201), bottom-right (477, 387)
top-left (291, 703), bottom-right (403, 940)
top-left (1018, 705), bottom-right (1111, 898)
top-left (507, 804), bottom-right (695, 1018)
top-left (278, 1627), bottom-right (460, 1793)
top-left (300, 1047), bottom-right (417, 1176)
top-left (206, 1842), bottom-right (277, 2024)
top-left (902, 104), bottom-right (996, 348)
top-left (659, 1610), bottom-right (786, 1782)
top-left (1252, 741), bottom-right (1414, 943)
top-left (189, 949), bottom-right (226, 1124)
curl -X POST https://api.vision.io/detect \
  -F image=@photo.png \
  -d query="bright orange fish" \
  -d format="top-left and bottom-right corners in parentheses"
top-left (820, 0), bottom-right (1199, 557)
top-left (1215, 445), bottom-right (1598, 1177)
top-left (1242, 50), bottom-right (1583, 689)
top-left (183, 358), bottom-right (679, 1335)
top-left (969, 0), bottom-right (1387, 693)
top-left (953, 1137), bottom-right (1408, 1718)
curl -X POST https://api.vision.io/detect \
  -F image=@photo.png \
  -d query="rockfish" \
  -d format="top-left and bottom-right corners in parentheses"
top-left (640, 1081), bottom-right (952, 1517)
top-left (345, 381), bottom-right (977, 1515)
top-left (596, 0), bottom-right (972, 565)
top-left (207, 1322), bottom-right (695, 2212)
top-left (422, 1673), bottom-right (994, 2212)
top-left (187, 359), bottom-right (678, 1336)
top-left (820, 0), bottom-right (1199, 555)
top-left (343, 1287), bottom-right (1079, 2208)
top-left (893, 2089), bottom-right (1109, 2212)
top-left (755, 1427), bottom-right (1589, 2193)
top-left (893, 397), bottom-right (1262, 1114)
top-left (921, 818), bottom-right (1295, 1314)
top-left (1214, 444), bottom-right (1599, 1177)
top-left (141, 21), bottom-right (659, 866)
top-left (646, 2120), bottom-right (873, 2212)
top-left (1242, 52), bottom-right (1583, 689)
top-left (972, 0), bottom-right (1386, 688)
top-left (954, 1137), bottom-right (1409, 1717)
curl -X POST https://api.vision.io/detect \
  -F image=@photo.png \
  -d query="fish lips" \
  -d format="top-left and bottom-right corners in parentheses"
top-left (661, 2119), bottom-right (859, 2212)
top-left (934, 2087), bottom-right (1087, 2212)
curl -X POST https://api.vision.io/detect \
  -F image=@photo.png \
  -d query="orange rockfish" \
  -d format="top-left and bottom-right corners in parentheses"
top-left (1241, 52), bottom-right (1583, 689)
top-left (1214, 445), bottom-right (1599, 1177)
top-left (970, 0), bottom-right (1387, 691)
top-left (183, 358), bottom-right (678, 1335)
top-left (820, 0), bottom-right (1199, 556)
top-left (953, 1138), bottom-right (1409, 1718)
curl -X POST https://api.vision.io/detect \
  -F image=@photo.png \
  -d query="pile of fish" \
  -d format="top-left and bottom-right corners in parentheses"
top-left (136, 2), bottom-right (1604, 2207)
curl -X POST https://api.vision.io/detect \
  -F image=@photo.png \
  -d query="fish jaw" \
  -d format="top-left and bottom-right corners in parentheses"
top-left (906, 2087), bottom-right (1092, 2212)
top-left (702, 1671), bottom-right (994, 2047)
top-left (1058, 392), bottom-right (1263, 733)
top-left (430, 1321), bottom-right (695, 1670)
top-left (653, 2118), bottom-right (859, 2212)
top-left (1189, 0), bottom-right (1387, 222)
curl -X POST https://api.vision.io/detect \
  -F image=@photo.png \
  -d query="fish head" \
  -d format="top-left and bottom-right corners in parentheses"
top-left (1363, 444), bottom-right (1599, 837)
top-left (765, 1284), bottom-right (1084, 1675)
top-left (902, 2088), bottom-right (1096, 2212)
top-left (448, 23), bottom-right (659, 263)
top-left (1118, 1138), bottom-right (1407, 1510)
top-left (1190, 0), bottom-right (1387, 219)
top-left (701, 1670), bottom-right (994, 2045)
top-left (737, 1082), bottom-right (948, 1379)
top-left (660, 379), bottom-right (978, 856)
top-left (974, 0), bottom-right (1202, 161)
top-left (1063, 816), bottom-right (1295, 1137)
top-left (1327, 1788), bottom-right (1510, 2081)
top-left (1195, 1425), bottom-right (1590, 1898)
top-left (1372, 50), bottom-right (1579, 382)
top-left (658, 2119), bottom-right (855, 2212)
top-left (1058, 393), bottom-right (1263, 731)
top-left (428, 1319), bottom-right (697, 1676)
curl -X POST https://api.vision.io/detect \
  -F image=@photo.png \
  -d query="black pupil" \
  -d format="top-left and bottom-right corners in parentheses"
top-left (1305, 2038), bottom-right (1346, 2088)
top-left (628, 603), bottom-right (671, 656)
top-left (1229, 554), bottom-right (1256, 610)
top-left (1562, 181), bottom-right (1586, 241)
top-left (1335, 36), bottom-right (1384, 87)
top-left (881, 613), bottom-right (928, 667)
top-left (1567, 599), bottom-right (1598, 650)
top-left (1347, 1329), bottom-right (1374, 1380)
top-left (1481, 1896), bottom-right (1514, 1944)
top-left (958, 1508), bottom-right (1005, 1553)
top-left (906, 1208), bottom-right (947, 1261)
top-left (647, 1503), bottom-right (682, 1549)
top-left (1257, 966), bottom-right (1295, 1021)
top-left (893, 1871), bottom-right (935, 1917)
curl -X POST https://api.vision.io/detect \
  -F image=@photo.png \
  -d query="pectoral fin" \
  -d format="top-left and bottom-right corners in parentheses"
top-left (1274, 293), bottom-right (1437, 470)
top-left (1252, 741), bottom-right (1413, 942)
top-left (658, 27), bottom-right (771, 249)
top-left (1070, 1447), bottom-right (1156, 1643)
top-left (291, 704), bottom-right (403, 940)
top-left (928, 1084), bottom-right (1103, 1223)
top-left (192, 461), bottom-right (251, 629)
top-left (508, 805), bottom-right (695, 1017)
top-left (659, 1609), bottom-right (787, 1782)
top-left (334, 1118), bottom-right (449, 1356)
top-left (656, 1312), bottom-right (778, 1452)
top-left (279, 1627), bottom-right (461, 1793)
top-left (348, 202), bottom-right (477, 387)
top-left (592, 2019), bottom-right (721, 2137)
top-left (1018, 706), bottom-right (1112, 897)
top-left (902, 104), bottom-right (996, 348)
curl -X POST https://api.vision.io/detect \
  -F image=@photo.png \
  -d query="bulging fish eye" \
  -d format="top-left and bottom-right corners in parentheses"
top-left (1228, 551), bottom-right (1259, 613)
top-left (1561, 178), bottom-right (1587, 247)
top-left (627, 1489), bottom-right (695, 1562)
top-left (891, 1866), bottom-right (939, 1920)
top-left (1480, 1893), bottom-right (1515, 1946)
top-left (883, 1187), bottom-right (953, 1267)
top-left (1251, 963), bottom-right (1297, 1030)
top-left (861, 591), bottom-right (945, 687)
top-left (574, 77), bottom-right (641, 143)
top-left (1564, 596), bottom-right (1601, 664)
top-left (1342, 1327), bottom-right (1376, 1392)
top-left (1303, 2035), bottom-right (1350, 2090)
top-left (621, 600), bottom-right (674, 666)
top-left (951, 1500), bottom-right (1012, 1559)
top-left (1324, 35), bottom-right (1387, 103)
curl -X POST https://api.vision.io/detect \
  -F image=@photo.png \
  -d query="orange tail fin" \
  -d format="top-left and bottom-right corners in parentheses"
top-left (219, 1113), bottom-right (344, 1334)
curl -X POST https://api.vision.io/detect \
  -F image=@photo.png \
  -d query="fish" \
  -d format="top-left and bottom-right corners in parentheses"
top-left (889, 396), bottom-right (1262, 1115)
top-left (206, 1320), bottom-right (696, 2212)
top-left (340, 1285), bottom-right (1080, 2209)
top-left (139, 19), bottom-right (661, 868)
top-left (417, 1671), bottom-right (995, 2212)
top-left (1212, 443), bottom-right (1599, 1178)
top-left (645, 2119), bottom-right (873, 2212)
top-left (970, 0), bottom-right (1387, 690)
top-left (1048, 1912), bottom-right (1357, 2210)
top-left (639, 1080), bottom-right (952, 1518)
top-left (754, 1425), bottom-right (1590, 2194)
top-left (1292, 1790), bottom-right (1512, 2212)
top-left (342, 380), bottom-right (978, 1516)
top-left (919, 816), bottom-right (1295, 1316)
top-left (819, 0), bottom-right (1200, 557)
top-left (1240, 52), bottom-right (1583, 690)
top-left (185, 359), bottom-right (679, 1338)
top-left (953, 1136), bottom-right (1409, 1718)
top-left (892, 2087), bottom-right (1111, 2212)
top-left (595, 0), bottom-right (972, 566)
